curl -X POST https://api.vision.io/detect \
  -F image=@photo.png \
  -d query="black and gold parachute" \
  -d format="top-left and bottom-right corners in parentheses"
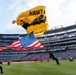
top-left (12, 5), bottom-right (48, 36)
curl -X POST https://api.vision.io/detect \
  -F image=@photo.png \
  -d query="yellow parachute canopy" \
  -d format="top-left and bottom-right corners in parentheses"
top-left (12, 5), bottom-right (48, 36)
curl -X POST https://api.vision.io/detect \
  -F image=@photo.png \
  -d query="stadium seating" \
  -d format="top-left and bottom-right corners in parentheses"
top-left (0, 24), bottom-right (76, 61)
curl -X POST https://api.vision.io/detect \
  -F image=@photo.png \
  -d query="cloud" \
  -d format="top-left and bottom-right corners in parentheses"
top-left (3, 24), bottom-right (25, 34)
top-left (8, 0), bottom-right (22, 10)
top-left (59, 0), bottom-right (76, 26)
top-left (45, 0), bottom-right (76, 29)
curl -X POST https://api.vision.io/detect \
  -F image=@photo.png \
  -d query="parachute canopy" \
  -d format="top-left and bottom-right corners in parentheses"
top-left (12, 5), bottom-right (48, 36)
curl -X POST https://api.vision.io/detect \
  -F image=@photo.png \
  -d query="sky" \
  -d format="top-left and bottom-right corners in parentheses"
top-left (0, 0), bottom-right (76, 34)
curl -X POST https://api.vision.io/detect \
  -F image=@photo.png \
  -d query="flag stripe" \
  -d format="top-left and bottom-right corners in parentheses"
top-left (12, 40), bottom-right (22, 48)
top-left (0, 46), bottom-right (12, 51)
top-left (28, 40), bottom-right (44, 48)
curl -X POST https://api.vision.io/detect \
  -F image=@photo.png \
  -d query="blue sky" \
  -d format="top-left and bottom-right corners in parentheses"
top-left (0, 0), bottom-right (76, 34)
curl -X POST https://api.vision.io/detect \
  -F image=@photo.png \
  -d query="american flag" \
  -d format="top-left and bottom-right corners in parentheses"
top-left (12, 32), bottom-right (44, 50)
top-left (0, 32), bottom-right (44, 51)
top-left (12, 40), bottom-right (44, 50)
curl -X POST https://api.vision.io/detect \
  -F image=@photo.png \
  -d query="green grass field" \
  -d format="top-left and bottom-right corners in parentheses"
top-left (1, 60), bottom-right (76, 75)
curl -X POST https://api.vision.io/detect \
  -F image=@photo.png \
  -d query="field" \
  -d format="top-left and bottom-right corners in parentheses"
top-left (1, 60), bottom-right (76, 75)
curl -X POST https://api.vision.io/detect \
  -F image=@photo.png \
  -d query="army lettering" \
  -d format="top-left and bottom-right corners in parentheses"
top-left (29, 9), bottom-right (45, 15)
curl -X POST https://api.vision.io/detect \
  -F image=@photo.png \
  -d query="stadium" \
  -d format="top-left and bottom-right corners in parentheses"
top-left (0, 24), bottom-right (76, 75)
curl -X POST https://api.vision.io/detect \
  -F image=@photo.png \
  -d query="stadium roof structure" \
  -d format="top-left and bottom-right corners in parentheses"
top-left (44, 24), bottom-right (76, 34)
top-left (0, 24), bottom-right (76, 37)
